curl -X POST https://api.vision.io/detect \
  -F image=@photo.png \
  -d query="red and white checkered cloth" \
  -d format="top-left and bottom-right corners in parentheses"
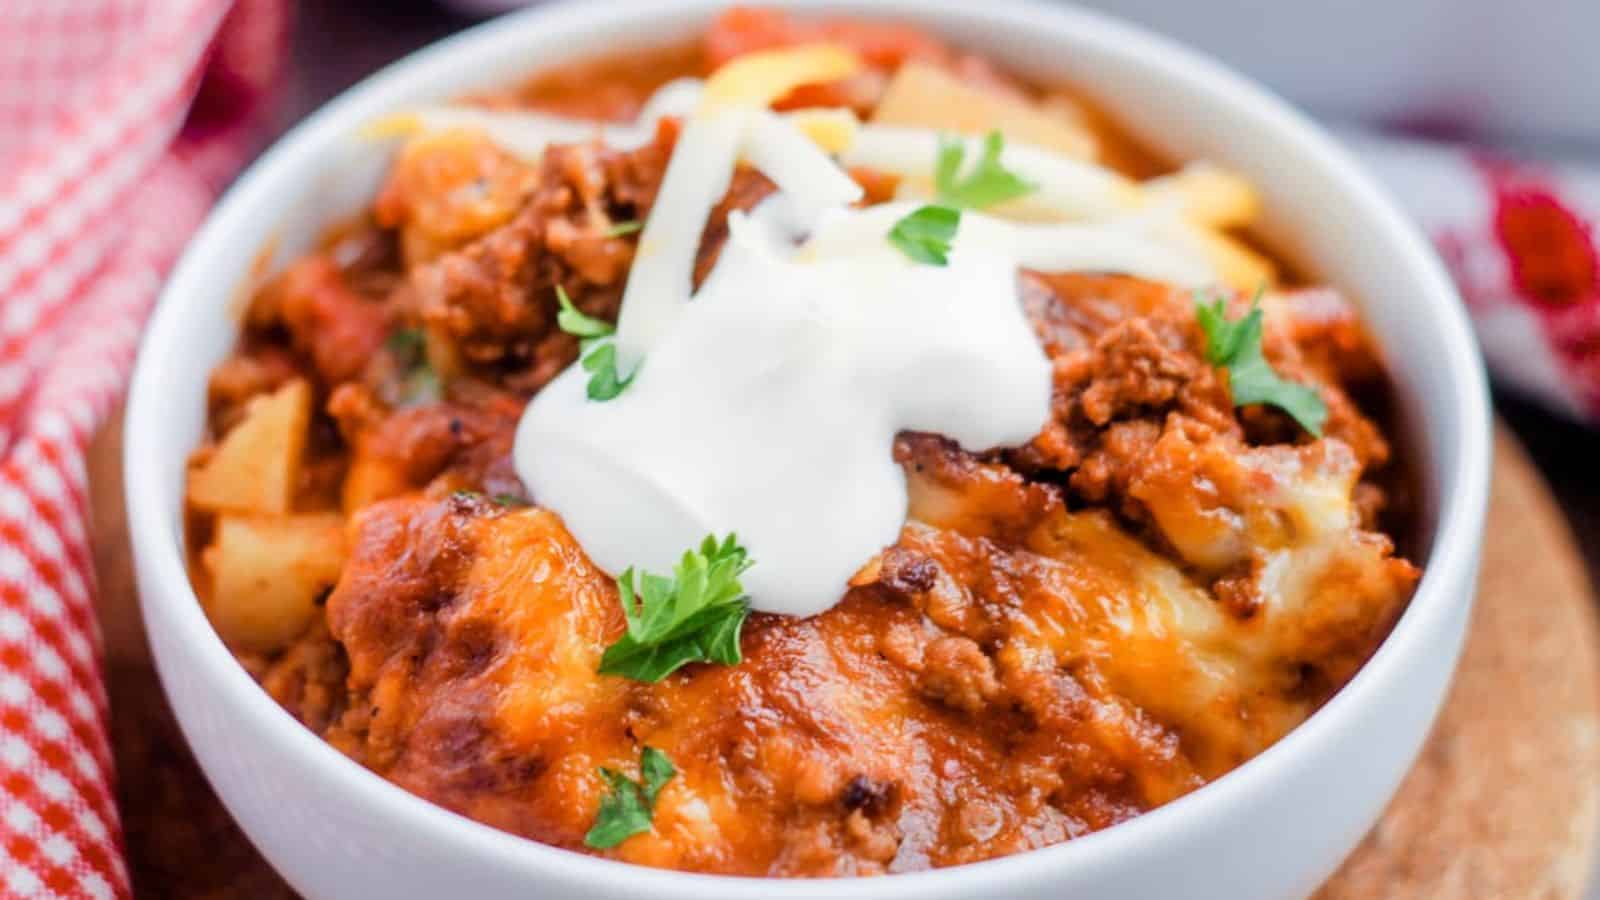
top-left (0, 1), bottom-right (285, 896)
top-left (1341, 131), bottom-right (1600, 422)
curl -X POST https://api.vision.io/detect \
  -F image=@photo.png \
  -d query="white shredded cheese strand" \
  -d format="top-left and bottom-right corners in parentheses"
top-left (395, 106), bottom-right (629, 154)
top-left (386, 79), bottom-right (1251, 238)
top-left (392, 78), bottom-right (705, 158)
top-left (612, 109), bottom-right (750, 363)
top-left (841, 124), bottom-right (1141, 220)
top-left (637, 77), bottom-right (706, 123)
top-left (742, 110), bottom-right (864, 229)
top-left (800, 201), bottom-right (1216, 287)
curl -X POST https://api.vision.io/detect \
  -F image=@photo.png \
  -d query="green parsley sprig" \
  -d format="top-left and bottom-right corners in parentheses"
top-left (933, 130), bottom-right (1037, 210)
top-left (584, 746), bottom-right (676, 850)
top-left (886, 205), bottom-right (960, 266)
top-left (385, 326), bottom-right (425, 358)
top-left (385, 327), bottom-right (441, 406)
top-left (1195, 292), bottom-right (1328, 436)
top-left (598, 534), bottom-right (753, 683)
top-left (555, 285), bottom-right (635, 401)
top-left (603, 219), bottom-right (643, 238)
top-left (449, 490), bottom-right (530, 508)
top-left (888, 131), bottom-right (1036, 266)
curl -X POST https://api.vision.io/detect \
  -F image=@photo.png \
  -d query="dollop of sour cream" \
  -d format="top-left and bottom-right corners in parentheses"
top-left (517, 205), bottom-right (1052, 616)
top-left (506, 46), bottom-right (1218, 617)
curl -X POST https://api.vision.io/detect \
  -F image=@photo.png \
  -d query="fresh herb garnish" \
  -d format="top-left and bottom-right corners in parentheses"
top-left (584, 746), bottom-right (676, 850)
top-left (603, 219), bottom-right (643, 238)
top-left (387, 327), bottom-right (440, 406)
top-left (1195, 293), bottom-right (1328, 436)
top-left (887, 205), bottom-right (961, 266)
top-left (555, 284), bottom-right (613, 339)
top-left (578, 342), bottom-right (635, 401)
top-left (598, 534), bottom-right (752, 683)
top-left (450, 490), bottom-right (530, 510)
top-left (888, 131), bottom-right (1035, 266)
top-left (933, 131), bottom-right (1037, 210)
top-left (385, 327), bottom-right (426, 358)
top-left (555, 285), bottom-right (635, 401)
top-left (400, 367), bottom-right (441, 405)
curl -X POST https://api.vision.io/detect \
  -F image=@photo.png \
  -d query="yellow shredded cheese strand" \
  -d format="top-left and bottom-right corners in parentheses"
top-left (698, 44), bottom-right (862, 111)
top-left (1190, 228), bottom-right (1278, 293)
top-left (360, 111), bottom-right (425, 141)
top-left (785, 108), bottom-right (860, 154)
top-left (1143, 164), bottom-right (1260, 230)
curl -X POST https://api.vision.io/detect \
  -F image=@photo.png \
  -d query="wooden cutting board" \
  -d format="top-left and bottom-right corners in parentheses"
top-left (87, 419), bottom-right (1599, 898)
top-left (1315, 425), bottom-right (1600, 898)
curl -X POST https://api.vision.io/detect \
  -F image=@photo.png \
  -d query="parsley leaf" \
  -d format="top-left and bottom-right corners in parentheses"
top-left (385, 327), bottom-right (426, 357)
top-left (386, 327), bottom-right (441, 406)
top-left (399, 367), bottom-right (440, 406)
top-left (555, 285), bottom-right (636, 401)
top-left (584, 746), bottom-right (677, 850)
top-left (598, 534), bottom-right (753, 683)
top-left (555, 284), bottom-right (614, 339)
top-left (888, 131), bottom-right (1035, 265)
top-left (603, 219), bottom-right (643, 238)
top-left (934, 131), bottom-right (1037, 210)
top-left (638, 745), bottom-right (675, 801)
top-left (578, 341), bottom-right (635, 401)
top-left (888, 205), bottom-right (961, 266)
top-left (451, 490), bottom-right (530, 510)
top-left (1195, 293), bottom-right (1328, 436)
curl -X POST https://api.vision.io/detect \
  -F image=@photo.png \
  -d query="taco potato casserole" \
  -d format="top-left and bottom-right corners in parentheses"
top-left (184, 8), bottom-right (1419, 877)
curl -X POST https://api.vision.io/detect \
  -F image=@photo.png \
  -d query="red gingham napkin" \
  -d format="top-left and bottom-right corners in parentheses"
top-left (0, 1), bottom-right (285, 896)
top-left (1340, 130), bottom-right (1600, 423)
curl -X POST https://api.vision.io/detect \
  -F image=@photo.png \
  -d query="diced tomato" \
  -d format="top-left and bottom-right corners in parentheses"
top-left (278, 257), bottom-right (391, 385)
top-left (703, 6), bottom-right (952, 71)
top-left (847, 166), bottom-right (901, 206)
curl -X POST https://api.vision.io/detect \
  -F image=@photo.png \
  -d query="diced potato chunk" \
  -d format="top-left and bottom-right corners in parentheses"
top-left (1137, 165), bottom-right (1272, 292)
top-left (341, 453), bottom-right (411, 513)
top-left (872, 62), bottom-right (1097, 160)
top-left (203, 513), bottom-right (346, 651)
top-left (188, 379), bottom-right (311, 515)
top-left (1192, 227), bottom-right (1279, 293)
top-left (1145, 163), bottom-right (1261, 230)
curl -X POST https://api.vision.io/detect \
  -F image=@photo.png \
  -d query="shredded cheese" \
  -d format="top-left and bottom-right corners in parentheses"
top-left (612, 45), bottom-right (868, 361)
top-left (368, 66), bottom-right (1270, 292)
top-left (696, 44), bottom-right (861, 111)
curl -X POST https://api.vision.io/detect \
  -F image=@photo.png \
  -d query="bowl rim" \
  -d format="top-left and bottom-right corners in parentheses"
top-left (124, 0), bottom-right (1492, 896)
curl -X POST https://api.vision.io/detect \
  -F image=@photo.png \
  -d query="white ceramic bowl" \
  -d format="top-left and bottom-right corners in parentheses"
top-left (124, 2), bottom-right (1492, 898)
